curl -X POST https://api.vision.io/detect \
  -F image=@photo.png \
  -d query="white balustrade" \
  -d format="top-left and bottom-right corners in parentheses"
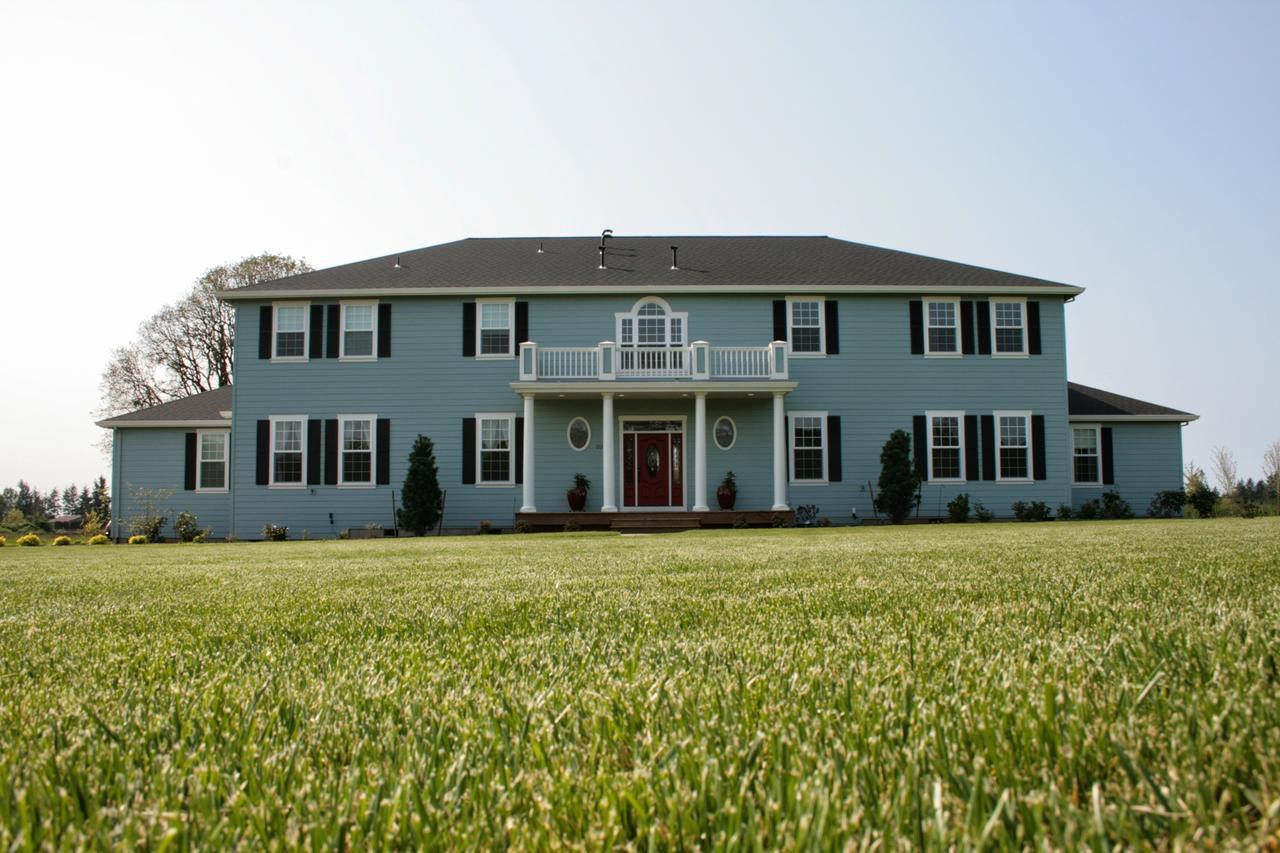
top-left (710, 346), bottom-right (771, 378)
top-left (536, 347), bottom-right (599, 379)
top-left (520, 344), bottom-right (785, 380)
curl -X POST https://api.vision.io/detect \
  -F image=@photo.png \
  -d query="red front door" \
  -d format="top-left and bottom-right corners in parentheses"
top-left (625, 432), bottom-right (683, 507)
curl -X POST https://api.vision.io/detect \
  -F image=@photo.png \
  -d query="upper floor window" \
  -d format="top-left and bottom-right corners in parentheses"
top-left (992, 300), bottom-right (1027, 355)
top-left (616, 297), bottom-right (688, 348)
top-left (926, 300), bottom-right (959, 355)
top-left (1072, 425), bottom-right (1101, 485)
top-left (477, 299), bottom-right (514, 358)
top-left (270, 416), bottom-right (306, 486)
top-left (477, 414), bottom-right (514, 484)
top-left (273, 304), bottom-right (308, 360)
top-left (341, 302), bottom-right (376, 359)
top-left (789, 412), bottom-right (828, 483)
top-left (996, 411), bottom-right (1031, 481)
top-left (197, 431), bottom-right (228, 491)
top-left (927, 412), bottom-right (964, 481)
top-left (787, 297), bottom-right (824, 355)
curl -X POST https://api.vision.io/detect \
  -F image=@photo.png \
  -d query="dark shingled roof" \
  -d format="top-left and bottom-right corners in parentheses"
top-left (225, 236), bottom-right (1079, 296)
top-left (1068, 383), bottom-right (1196, 419)
top-left (97, 385), bottom-right (233, 427)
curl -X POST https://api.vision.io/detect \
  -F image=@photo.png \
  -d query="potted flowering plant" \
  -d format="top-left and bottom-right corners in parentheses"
top-left (566, 473), bottom-right (591, 511)
top-left (716, 471), bottom-right (737, 510)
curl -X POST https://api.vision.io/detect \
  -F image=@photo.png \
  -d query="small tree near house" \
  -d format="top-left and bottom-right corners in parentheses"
top-left (399, 435), bottom-right (444, 535)
top-left (875, 429), bottom-right (921, 524)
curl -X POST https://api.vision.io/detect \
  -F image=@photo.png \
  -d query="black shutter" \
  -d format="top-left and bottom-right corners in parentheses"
top-left (912, 415), bottom-right (928, 480)
top-left (1101, 427), bottom-right (1115, 485)
top-left (909, 300), bottom-right (924, 354)
top-left (976, 301), bottom-right (991, 354)
top-left (1027, 301), bottom-right (1042, 355)
top-left (824, 301), bottom-right (839, 355)
top-left (376, 419), bottom-right (391, 485)
top-left (462, 418), bottom-right (476, 483)
top-left (258, 306), bottom-right (272, 359)
top-left (377, 304), bottom-right (392, 358)
top-left (184, 432), bottom-right (197, 491)
top-left (307, 420), bottom-right (322, 485)
top-left (324, 419), bottom-right (338, 485)
top-left (964, 415), bottom-right (979, 481)
top-left (961, 301), bottom-right (976, 354)
top-left (255, 420), bottom-right (270, 485)
top-left (309, 305), bottom-right (324, 359)
top-left (772, 300), bottom-right (787, 342)
top-left (462, 302), bottom-right (477, 357)
top-left (326, 305), bottom-right (340, 358)
top-left (515, 417), bottom-right (524, 484)
top-left (515, 301), bottom-right (529, 347)
top-left (981, 415), bottom-right (996, 480)
top-left (826, 415), bottom-right (842, 481)
top-left (1032, 415), bottom-right (1047, 480)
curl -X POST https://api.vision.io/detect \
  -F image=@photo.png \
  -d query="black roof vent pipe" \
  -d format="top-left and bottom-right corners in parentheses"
top-left (598, 246), bottom-right (606, 270)
top-left (599, 228), bottom-right (613, 249)
top-left (670, 246), bottom-right (679, 270)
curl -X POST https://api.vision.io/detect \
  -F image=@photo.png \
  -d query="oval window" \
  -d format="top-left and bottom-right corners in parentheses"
top-left (567, 417), bottom-right (591, 451)
top-left (714, 416), bottom-right (736, 450)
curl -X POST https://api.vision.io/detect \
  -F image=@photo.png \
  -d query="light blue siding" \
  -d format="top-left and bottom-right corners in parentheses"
top-left (112, 428), bottom-right (232, 540)
top-left (1072, 421), bottom-right (1185, 514)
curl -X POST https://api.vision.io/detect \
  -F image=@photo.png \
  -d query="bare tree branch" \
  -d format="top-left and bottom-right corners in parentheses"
top-left (1210, 446), bottom-right (1238, 497)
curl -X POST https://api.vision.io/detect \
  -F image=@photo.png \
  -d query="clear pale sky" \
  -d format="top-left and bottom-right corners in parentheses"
top-left (2, 1), bottom-right (1277, 489)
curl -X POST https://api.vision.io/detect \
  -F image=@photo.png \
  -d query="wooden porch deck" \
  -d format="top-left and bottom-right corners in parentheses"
top-left (515, 509), bottom-right (795, 533)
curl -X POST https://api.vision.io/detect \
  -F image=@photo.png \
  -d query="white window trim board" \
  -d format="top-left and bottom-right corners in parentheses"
top-left (271, 302), bottom-right (310, 363)
top-left (195, 429), bottom-right (230, 492)
top-left (268, 415), bottom-right (308, 488)
top-left (994, 409), bottom-right (1033, 483)
top-left (989, 297), bottom-right (1029, 358)
top-left (614, 296), bottom-right (688, 349)
top-left (336, 414), bottom-right (376, 488)
top-left (475, 298), bottom-right (516, 360)
top-left (339, 300), bottom-right (378, 362)
top-left (925, 410), bottom-right (966, 482)
top-left (476, 412), bottom-right (516, 486)
top-left (787, 410), bottom-right (828, 484)
top-left (1071, 423), bottom-right (1103, 486)
top-left (785, 295), bottom-right (825, 358)
top-left (923, 297), bottom-right (962, 358)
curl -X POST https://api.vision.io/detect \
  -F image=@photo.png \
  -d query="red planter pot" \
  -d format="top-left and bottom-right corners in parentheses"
top-left (567, 490), bottom-right (587, 511)
top-left (716, 488), bottom-right (736, 510)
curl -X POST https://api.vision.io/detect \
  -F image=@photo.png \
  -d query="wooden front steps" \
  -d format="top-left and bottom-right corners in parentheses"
top-left (609, 514), bottom-right (703, 534)
top-left (515, 509), bottom-right (794, 533)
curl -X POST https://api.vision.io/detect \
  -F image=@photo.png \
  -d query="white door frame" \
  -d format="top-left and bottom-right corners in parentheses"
top-left (618, 415), bottom-right (688, 512)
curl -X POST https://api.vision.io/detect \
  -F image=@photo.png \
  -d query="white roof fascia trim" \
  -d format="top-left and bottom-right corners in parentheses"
top-left (1068, 414), bottom-right (1198, 423)
top-left (96, 419), bottom-right (231, 429)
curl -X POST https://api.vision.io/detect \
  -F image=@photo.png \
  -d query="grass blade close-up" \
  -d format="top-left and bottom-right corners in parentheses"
top-left (1, 519), bottom-right (1278, 848)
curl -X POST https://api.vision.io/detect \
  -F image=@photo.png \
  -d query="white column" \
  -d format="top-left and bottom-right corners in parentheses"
top-left (600, 393), bottom-right (618, 512)
top-left (692, 392), bottom-right (709, 511)
top-left (520, 394), bottom-right (536, 513)
top-left (772, 391), bottom-right (789, 511)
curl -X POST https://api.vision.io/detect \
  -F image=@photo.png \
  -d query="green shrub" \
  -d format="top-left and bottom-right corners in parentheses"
top-left (1012, 501), bottom-right (1051, 522)
top-left (771, 513), bottom-right (790, 528)
top-left (476, 520), bottom-right (493, 535)
top-left (174, 512), bottom-right (202, 543)
top-left (1148, 490), bottom-right (1187, 518)
top-left (16, 533), bottom-right (41, 546)
top-left (191, 534), bottom-right (206, 543)
top-left (732, 515), bottom-right (749, 529)
top-left (1186, 481), bottom-right (1219, 518)
top-left (794, 505), bottom-right (820, 527)
top-left (262, 524), bottom-right (288, 542)
top-left (128, 535), bottom-right (148, 545)
top-left (874, 429), bottom-right (921, 524)
top-left (127, 487), bottom-right (172, 543)
top-left (399, 435), bottom-right (444, 535)
top-left (972, 500), bottom-right (994, 522)
top-left (80, 510), bottom-right (105, 538)
top-left (1057, 503), bottom-right (1073, 521)
top-left (513, 520), bottom-right (533, 534)
top-left (52, 535), bottom-right (72, 546)
top-left (947, 493), bottom-right (970, 523)
top-left (1077, 500), bottom-right (1099, 520)
top-left (1100, 491), bottom-right (1134, 519)
top-left (88, 534), bottom-right (110, 545)
top-left (1240, 501), bottom-right (1261, 519)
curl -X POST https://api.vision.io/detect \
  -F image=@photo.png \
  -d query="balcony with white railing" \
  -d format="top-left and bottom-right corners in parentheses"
top-left (518, 340), bottom-right (789, 382)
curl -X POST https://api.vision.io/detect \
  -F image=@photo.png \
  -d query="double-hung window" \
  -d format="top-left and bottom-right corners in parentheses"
top-left (270, 416), bottom-right (306, 486)
top-left (477, 299), bottom-right (514, 357)
top-left (477, 414), bottom-right (514, 484)
top-left (925, 300), bottom-right (960, 355)
top-left (927, 412), bottom-right (964, 481)
top-left (339, 415), bottom-right (374, 486)
top-left (789, 412), bottom-right (827, 483)
top-left (996, 411), bottom-right (1031, 481)
top-left (992, 300), bottom-right (1027, 355)
top-left (340, 302), bottom-right (376, 359)
top-left (197, 431), bottom-right (228, 491)
top-left (787, 298), bottom-right (824, 355)
top-left (1072, 425), bottom-right (1102, 485)
top-left (273, 304), bottom-right (308, 360)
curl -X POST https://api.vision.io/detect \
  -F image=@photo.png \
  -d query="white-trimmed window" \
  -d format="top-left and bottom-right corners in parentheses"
top-left (477, 414), bottom-right (515, 484)
top-left (996, 411), bottom-right (1032, 481)
top-left (787, 297), bottom-right (824, 355)
top-left (925, 299), bottom-right (960, 355)
top-left (272, 303), bottom-right (309, 360)
top-left (616, 297), bottom-right (688, 348)
top-left (567, 417), bottom-right (591, 451)
top-left (197, 430), bottom-right (228, 491)
top-left (1072, 425), bottom-right (1102, 485)
top-left (340, 302), bottom-right (376, 359)
top-left (714, 416), bottom-right (736, 450)
top-left (339, 415), bottom-right (375, 486)
top-left (270, 416), bottom-right (306, 486)
top-left (992, 299), bottom-right (1027, 356)
top-left (788, 412), bottom-right (827, 483)
top-left (477, 299), bottom-right (514, 358)
top-left (927, 412), bottom-right (964, 481)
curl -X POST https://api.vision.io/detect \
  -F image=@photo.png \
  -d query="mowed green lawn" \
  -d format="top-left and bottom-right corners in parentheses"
top-left (1, 520), bottom-right (1278, 849)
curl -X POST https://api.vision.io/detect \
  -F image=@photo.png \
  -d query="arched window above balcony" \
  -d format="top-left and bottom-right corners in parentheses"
top-left (616, 296), bottom-right (687, 348)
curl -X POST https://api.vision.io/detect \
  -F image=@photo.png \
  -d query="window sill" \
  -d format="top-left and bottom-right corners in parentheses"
top-left (475, 354), bottom-right (515, 361)
top-left (337, 483), bottom-right (376, 489)
top-left (268, 483), bottom-right (307, 489)
top-left (787, 352), bottom-right (826, 359)
top-left (928, 478), bottom-right (965, 484)
top-left (1073, 481), bottom-right (1103, 488)
top-left (270, 357), bottom-right (309, 364)
top-left (991, 352), bottom-right (1029, 359)
top-left (195, 487), bottom-right (229, 494)
top-left (476, 482), bottom-right (515, 488)
top-left (339, 355), bottom-right (377, 363)
top-left (924, 352), bottom-right (962, 359)
top-left (790, 479), bottom-right (828, 486)
top-left (995, 478), bottom-right (1034, 484)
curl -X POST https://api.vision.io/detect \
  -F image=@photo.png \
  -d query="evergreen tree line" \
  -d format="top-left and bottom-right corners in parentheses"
top-left (0, 478), bottom-right (110, 528)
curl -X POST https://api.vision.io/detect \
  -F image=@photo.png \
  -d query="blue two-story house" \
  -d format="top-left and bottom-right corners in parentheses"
top-left (98, 235), bottom-right (1197, 538)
